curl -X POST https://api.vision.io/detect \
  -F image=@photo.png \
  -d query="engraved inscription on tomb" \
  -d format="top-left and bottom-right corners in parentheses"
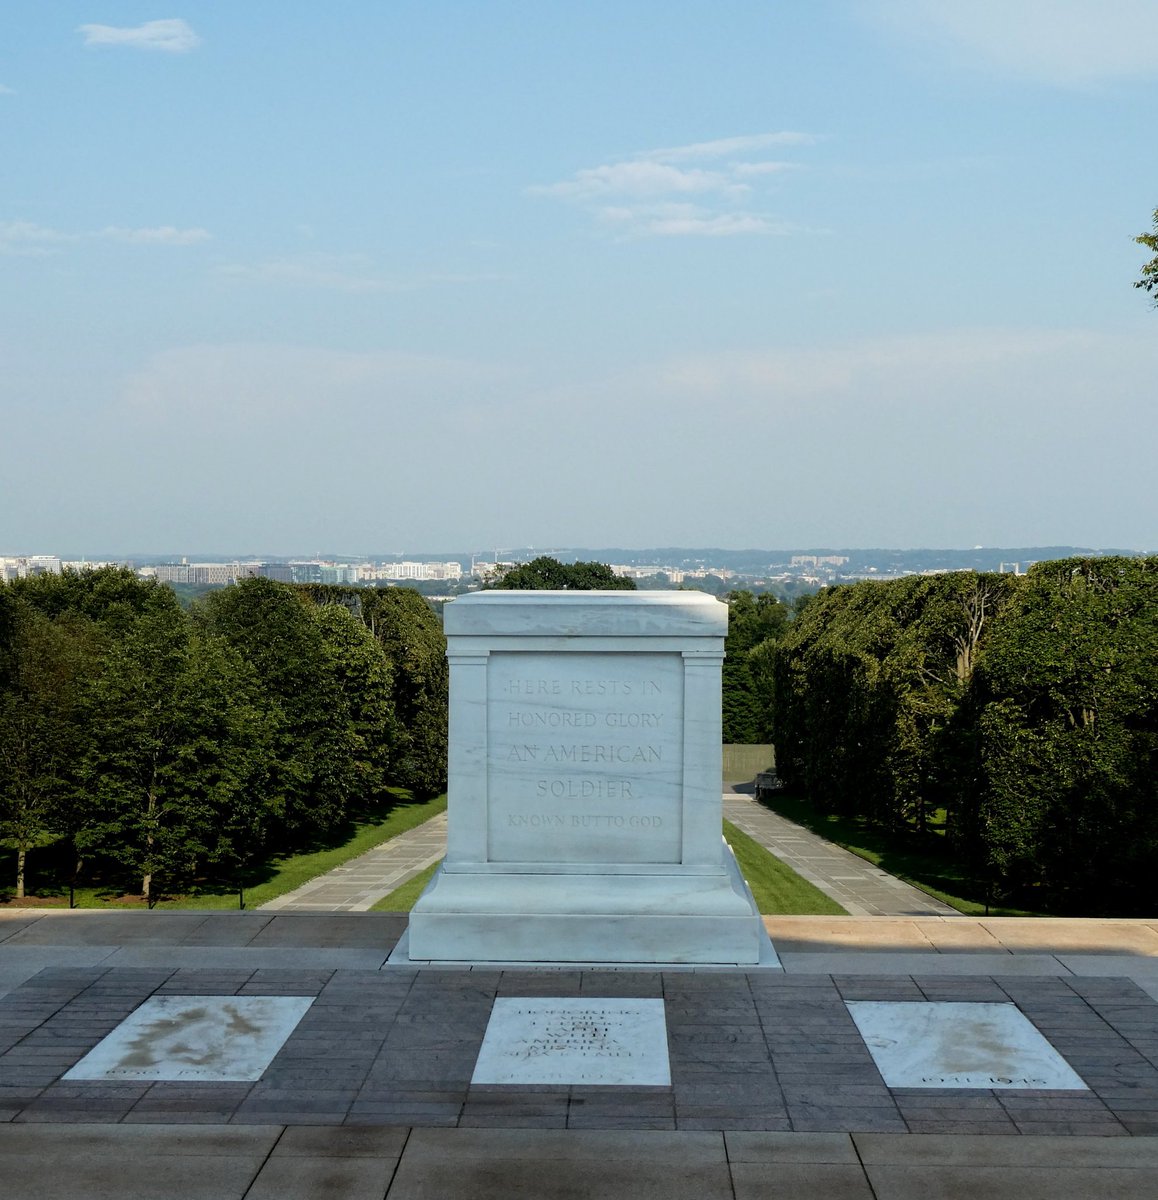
top-left (471, 998), bottom-right (672, 1086)
top-left (487, 652), bottom-right (683, 863)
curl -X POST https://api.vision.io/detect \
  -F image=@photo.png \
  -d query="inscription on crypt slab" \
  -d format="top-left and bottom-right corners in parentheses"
top-left (487, 652), bottom-right (684, 863)
top-left (847, 1001), bottom-right (1088, 1090)
top-left (472, 997), bottom-right (671, 1085)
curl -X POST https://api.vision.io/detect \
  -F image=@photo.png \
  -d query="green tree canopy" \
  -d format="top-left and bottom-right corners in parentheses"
top-left (722, 591), bottom-right (791, 743)
top-left (196, 577), bottom-right (358, 841)
top-left (492, 556), bottom-right (635, 590)
top-left (0, 604), bottom-right (103, 896)
top-left (962, 557), bottom-right (1158, 913)
top-left (72, 587), bottom-right (275, 902)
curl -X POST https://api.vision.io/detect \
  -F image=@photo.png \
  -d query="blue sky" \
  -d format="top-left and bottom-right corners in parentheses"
top-left (3, 2), bottom-right (1157, 555)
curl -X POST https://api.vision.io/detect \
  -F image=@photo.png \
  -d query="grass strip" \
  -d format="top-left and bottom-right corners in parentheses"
top-left (372, 824), bottom-right (846, 916)
top-left (189, 794), bottom-right (447, 910)
top-left (371, 859), bottom-right (442, 911)
top-left (759, 791), bottom-right (1041, 917)
top-left (723, 819), bottom-right (847, 915)
top-left (3, 794), bottom-right (448, 910)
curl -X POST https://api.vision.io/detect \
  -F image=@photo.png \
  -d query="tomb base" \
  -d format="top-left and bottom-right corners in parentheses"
top-left (403, 841), bottom-right (775, 966)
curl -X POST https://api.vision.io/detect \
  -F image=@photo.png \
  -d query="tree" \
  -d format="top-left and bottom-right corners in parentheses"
top-left (75, 591), bottom-right (277, 904)
top-left (492, 556), bottom-right (635, 590)
top-left (962, 557), bottom-right (1158, 913)
top-left (359, 587), bottom-right (449, 797)
top-left (197, 577), bottom-right (357, 842)
top-left (288, 583), bottom-right (449, 799)
top-left (311, 603), bottom-right (398, 807)
top-left (771, 573), bottom-right (1017, 833)
top-left (722, 591), bottom-right (791, 743)
top-left (1136, 208), bottom-right (1158, 303)
top-left (0, 606), bottom-right (102, 896)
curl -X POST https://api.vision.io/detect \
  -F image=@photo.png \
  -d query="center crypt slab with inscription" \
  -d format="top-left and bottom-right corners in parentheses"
top-left (401, 590), bottom-right (773, 966)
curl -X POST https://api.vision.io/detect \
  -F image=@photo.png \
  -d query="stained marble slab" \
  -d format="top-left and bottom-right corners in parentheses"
top-left (471, 997), bottom-right (671, 1085)
top-left (63, 995), bottom-right (314, 1082)
top-left (846, 1000), bottom-right (1088, 1090)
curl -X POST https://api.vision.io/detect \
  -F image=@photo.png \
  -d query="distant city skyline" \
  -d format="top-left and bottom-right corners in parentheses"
top-left (3, 4), bottom-right (1156, 551)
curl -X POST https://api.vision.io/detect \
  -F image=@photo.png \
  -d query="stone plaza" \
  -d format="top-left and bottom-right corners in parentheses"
top-left (4, 910), bottom-right (1158, 1197)
top-left (3, 590), bottom-right (1158, 1196)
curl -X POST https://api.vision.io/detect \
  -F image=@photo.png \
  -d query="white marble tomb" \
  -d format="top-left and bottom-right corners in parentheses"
top-left (846, 1001), bottom-right (1088, 1090)
top-left (472, 997), bottom-right (671, 1086)
top-left (63, 995), bottom-right (313, 1082)
top-left (404, 590), bottom-right (770, 965)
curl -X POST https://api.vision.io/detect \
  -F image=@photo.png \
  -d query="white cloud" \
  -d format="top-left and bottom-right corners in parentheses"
top-left (732, 161), bottom-right (796, 178)
top-left (218, 254), bottom-right (390, 293)
top-left (99, 225), bottom-right (211, 245)
top-left (863, 0), bottom-right (1158, 85)
top-left (531, 161), bottom-right (746, 201)
top-left (77, 18), bottom-right (202, 54)
top-left (0, 219), bottom-right (210, 254)
top-left (531, 132), bottom-right (815, 238)
top-left (0, 221), bottom-right (77, 255)
top-left (598, 203), bottom-right (800, 239)
top-left (641, 132), bottom-right (817, 161)
top-left (219, 254), bottom-right (511, 292)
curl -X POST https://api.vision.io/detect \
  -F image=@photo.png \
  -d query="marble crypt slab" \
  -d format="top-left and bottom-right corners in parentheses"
top-left (471, 997), bottom-right (671, 1086)
top-left (846, 1000), bottom-right (1088, 1090)
top-left (62, 994), bottom-right (314, 1082)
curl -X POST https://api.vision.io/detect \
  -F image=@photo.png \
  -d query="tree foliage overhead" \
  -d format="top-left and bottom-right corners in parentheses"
top-left (491, 556), bottom-right (635, 590)
top-left (1136, 208), bottom-right (1158, 302)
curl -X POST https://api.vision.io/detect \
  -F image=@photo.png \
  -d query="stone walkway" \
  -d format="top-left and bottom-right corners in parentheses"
top-left (262, 795), bottom-right (953, 918)
top-left (261, 813), bottom-right (447, 912)
top-left (4, 912), bottom-right (1158, 1196)
top-left (723, 793), bottom-right (958, 916)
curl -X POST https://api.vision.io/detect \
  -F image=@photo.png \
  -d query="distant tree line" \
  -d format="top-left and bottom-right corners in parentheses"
top-left (770, 559), bottom-right (1158, 915)
top-left (0, 569), bottom-right (447, 904)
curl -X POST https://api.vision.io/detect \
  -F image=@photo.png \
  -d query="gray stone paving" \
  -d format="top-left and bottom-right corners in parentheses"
top-left (4, 1125), bottom-right (1158, 1200)
top-left (260, 812), bottom-right (447, 912)
top-left (723, 793), bottom-right (958, 916)
top-left (4, 913), bottom-right (1158, 1196)
top-left (3, 962), bottom-right (1158, 1134)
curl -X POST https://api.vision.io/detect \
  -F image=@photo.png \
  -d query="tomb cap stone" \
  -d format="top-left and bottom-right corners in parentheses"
top-left (444, 589), bottom-right (727, 639)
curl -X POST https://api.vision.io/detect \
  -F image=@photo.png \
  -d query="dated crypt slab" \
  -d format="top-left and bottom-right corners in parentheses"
top-left (403, 590), bottom-right (772, 965)
top-left (63, 995), bottom-right (313, 1082)
top-left (846, 1000), bottom-right (1088, 1090)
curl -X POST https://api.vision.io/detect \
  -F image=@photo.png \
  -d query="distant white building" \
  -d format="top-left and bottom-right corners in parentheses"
top-left (790, 555), bottom-right (849, 568)
top-left (0, 555), bottom-right (63, 580)
top-left (153, 562), bottom-right (240, 585)
top-left (376, 560), bottom-right (463, 581)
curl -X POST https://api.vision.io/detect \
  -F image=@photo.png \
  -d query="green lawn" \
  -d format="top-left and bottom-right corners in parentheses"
top-left (370, 821), bottom-right (846, 916)
top-left (758, 791), bottom-right (1042, 917)
top-left (371, 860), bottom-right (441, 911)
top-left (722, 819), bottom-right (846, 915)
top-left (1, 794), bottom-right (447, 910)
